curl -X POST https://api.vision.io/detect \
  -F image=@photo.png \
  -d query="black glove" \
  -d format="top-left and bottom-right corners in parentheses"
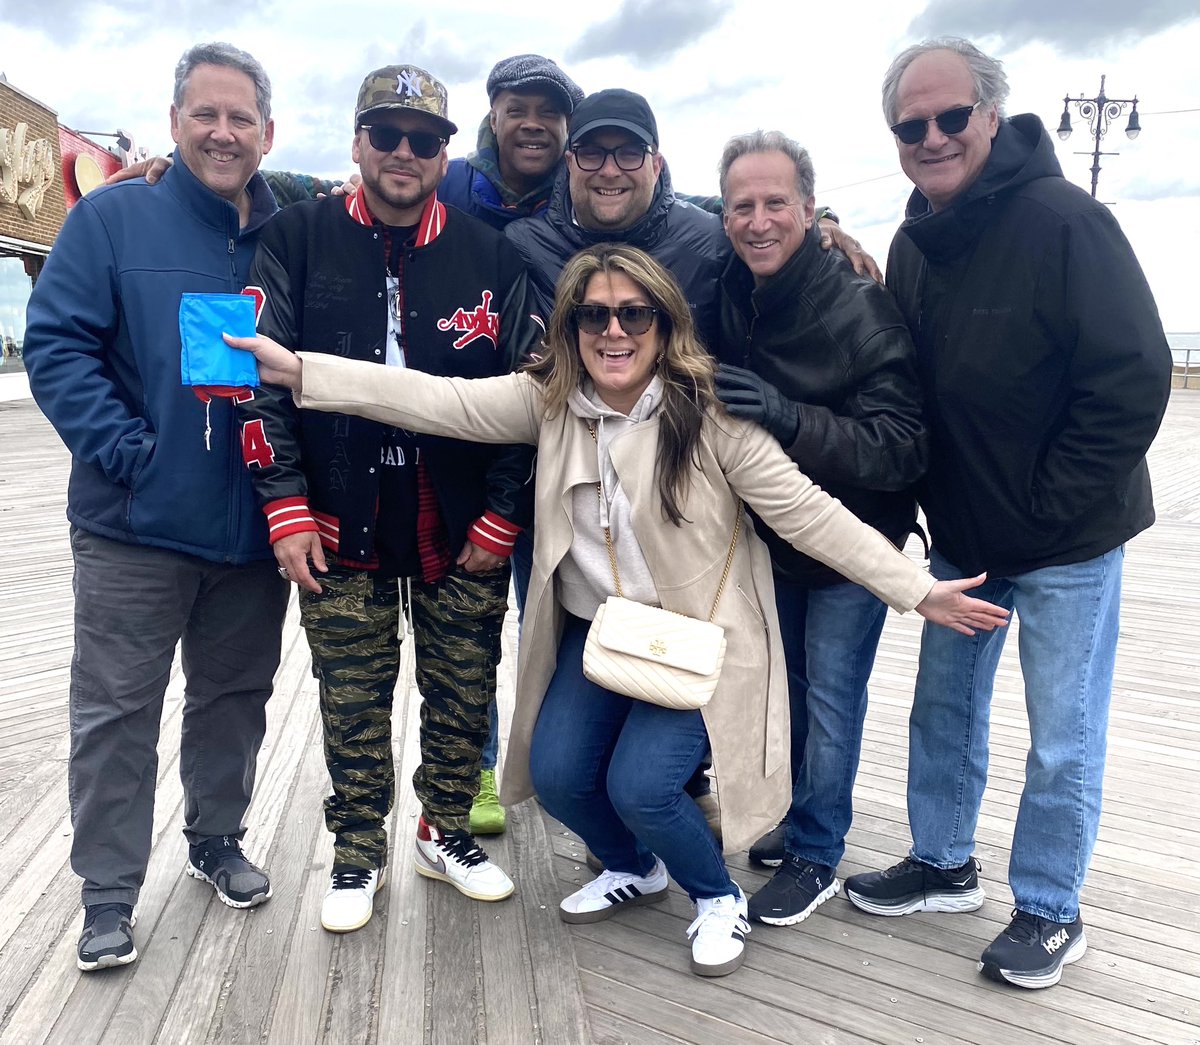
top-left (714, 364), bottom-right (801, 446)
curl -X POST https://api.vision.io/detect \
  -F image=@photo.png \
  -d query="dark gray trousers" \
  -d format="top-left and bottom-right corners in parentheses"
top-left (68, 528), bottom-right (289, 906)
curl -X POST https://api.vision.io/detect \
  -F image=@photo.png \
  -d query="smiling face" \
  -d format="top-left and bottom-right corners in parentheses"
top-left (577, 269), bottom-right (661, 414)
top-left (568, 128), bottom-right (663, 233)
top-left (893, 49), bottom-right (999, 211)
top-left (170, 63), bottom-right (274, 206)
top-left (489, 88), bottom-right (568, 193)
top-left (352, 110), bottom-right (448, 225)
top-left (722, 150), bottom-right (815, 283)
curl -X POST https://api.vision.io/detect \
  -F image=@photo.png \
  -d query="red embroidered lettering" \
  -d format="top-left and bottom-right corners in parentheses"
top-left (242, 285), bottom-right (266, 324)
top-left (436, 290), bottom-right (499, 350)
top-left (241, 418), bottom-right (275, 469)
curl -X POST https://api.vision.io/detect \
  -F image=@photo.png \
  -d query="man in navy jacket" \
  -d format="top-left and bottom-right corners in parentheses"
top-left (23, 42), bottom-right (289, 972)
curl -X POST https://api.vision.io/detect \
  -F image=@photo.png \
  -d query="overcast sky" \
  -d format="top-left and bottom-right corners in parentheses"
top-left (3, 0), bottom-right (1198, 329)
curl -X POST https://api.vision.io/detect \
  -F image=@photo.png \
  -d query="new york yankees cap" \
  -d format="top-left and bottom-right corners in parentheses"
top-left (355, 65), bottom-right (458, 137)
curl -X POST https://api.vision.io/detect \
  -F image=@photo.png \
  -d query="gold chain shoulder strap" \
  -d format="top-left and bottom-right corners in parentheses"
top-left (587, 422), bottom-right (740, 621)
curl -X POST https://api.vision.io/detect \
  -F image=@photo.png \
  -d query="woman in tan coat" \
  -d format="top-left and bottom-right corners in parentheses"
top-left (231, 244), bottom-right (1007, 977)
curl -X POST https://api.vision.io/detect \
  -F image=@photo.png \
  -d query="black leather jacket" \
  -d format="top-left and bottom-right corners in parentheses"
top-left (506, 160), bottom-right (730, 348)
top-left (717, 223), bottom-right (927, 586)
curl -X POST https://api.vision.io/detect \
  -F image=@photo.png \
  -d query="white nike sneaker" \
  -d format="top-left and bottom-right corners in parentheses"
top-left (321, 864), bottom-right (386, 933)
top-left (414, 817), bottom-right (514, 901)
top-left (559, 858), bottom-right (670, 924)
top-left (687, 884), bottom-right (750, 977)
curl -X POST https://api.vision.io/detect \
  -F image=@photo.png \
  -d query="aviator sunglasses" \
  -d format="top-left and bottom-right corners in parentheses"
top-left (573, 304), bottom-right (659, 336)
top-left (358, 124), bottom-right (446, 159)
top-left (890, 102), bottom-right (980, 145)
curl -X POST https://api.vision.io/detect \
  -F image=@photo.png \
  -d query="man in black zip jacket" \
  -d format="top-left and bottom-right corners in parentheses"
top-left (844, 37), bottom-right (1171, 991)
top-left (238, 64), bottom-right (543, 933)
top-left (712, 131), bottom-right (926, 929)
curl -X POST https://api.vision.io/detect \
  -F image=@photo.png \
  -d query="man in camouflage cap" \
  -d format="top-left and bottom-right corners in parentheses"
top-left (236, 62), bottom-right (544, 933)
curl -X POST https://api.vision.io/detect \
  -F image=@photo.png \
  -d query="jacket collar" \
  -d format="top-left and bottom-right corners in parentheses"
top-left (466, 114), bottom-right (560, 211)
top-left (721, 221), bottom-right (825, 317)
top-left (344, 184), bottom-right (447, 246)
top-left (899, 114), bottom-right (1063, 262)
top-left (162, 148), bottom-right (278, 237)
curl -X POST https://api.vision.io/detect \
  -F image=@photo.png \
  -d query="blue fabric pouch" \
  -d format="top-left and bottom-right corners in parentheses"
top-left (179, 292), bottom-right (259, 389)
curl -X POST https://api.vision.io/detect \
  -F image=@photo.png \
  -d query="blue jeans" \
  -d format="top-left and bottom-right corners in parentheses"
top-left (529, 614), bottom-right (733, 900)
top-left (481, 700), bottom-right (499, 771)
top-left (908, 546), bottom-right (1124, 922)
top-left (774, 576), bottom-right (888, 869)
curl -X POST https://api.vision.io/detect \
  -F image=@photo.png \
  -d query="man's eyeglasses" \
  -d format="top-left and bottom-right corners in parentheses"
top-left (570, 143), bottom-right (652, 172)
top-left (358, 124), bottom-right (446, 159)
top-left (573, 304), bottom-right (659, 335)
top-left (890, 102), bottom-right (980, 146)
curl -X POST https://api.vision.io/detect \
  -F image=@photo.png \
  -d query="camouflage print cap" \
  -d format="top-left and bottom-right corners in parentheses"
top-left (354, 65), bottom-right (458, 137)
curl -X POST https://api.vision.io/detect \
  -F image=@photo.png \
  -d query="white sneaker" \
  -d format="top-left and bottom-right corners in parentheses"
top-left (414, 817), bottom-right (514, 901)
top-left (687, 885), bottom-right (750, 977)
top-left (559, 858), bottom-right (670, 924)
top-left (321, 865), bottom-right (386, 933)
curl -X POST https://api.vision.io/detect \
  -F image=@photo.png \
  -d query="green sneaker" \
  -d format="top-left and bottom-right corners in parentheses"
top-left (469, 769), bottom-right (506, 835)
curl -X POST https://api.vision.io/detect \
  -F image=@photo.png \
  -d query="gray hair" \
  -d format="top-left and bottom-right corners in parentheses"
top-left (881, 37), bottom-right (1009, 126)
top-left (718, 130), bottom-right (815, 202)
top-left (174, 42), bottom-right (272, 125)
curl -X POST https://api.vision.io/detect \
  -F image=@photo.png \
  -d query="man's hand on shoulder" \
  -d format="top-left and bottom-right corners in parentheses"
top-left (818, 217), bottom-right (883, 283)
top-left (104, 155), bottom-right (172, 187)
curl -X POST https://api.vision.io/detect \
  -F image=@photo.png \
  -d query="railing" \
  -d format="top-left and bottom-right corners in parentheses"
top-left (1174, 346), bottom-right (1199, 390)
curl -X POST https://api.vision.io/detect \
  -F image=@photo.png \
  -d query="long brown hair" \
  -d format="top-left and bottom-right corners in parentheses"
top-left (525, 244), bottom-right (719, 525)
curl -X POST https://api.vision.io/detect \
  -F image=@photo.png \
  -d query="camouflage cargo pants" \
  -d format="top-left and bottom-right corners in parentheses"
top-left (299, 562), bottom-right (509, 870)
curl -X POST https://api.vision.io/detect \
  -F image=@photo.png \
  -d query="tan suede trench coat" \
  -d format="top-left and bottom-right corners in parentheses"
top-left (297, 355), bottom-right (934, 853)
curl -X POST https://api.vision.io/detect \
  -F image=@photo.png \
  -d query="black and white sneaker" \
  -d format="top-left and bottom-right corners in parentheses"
top-left (748, 857), bottom-right (839, 925)
top-left (979, 910), bottom-right (1086, 989)
top-left (77, 902), bottom-right (137, 971)
top-left (688, 885), bottom-right (750, 977)
top-left (559, 858), bottom-right (670, 924)
top-left (186, 835), bottom-right (272, 908)
top-left (321, 864), bottom-right (386, 933)
top-left (844, 855), bottom-right (984, 916)
top-left (748, 820), bottom-right (786, 868)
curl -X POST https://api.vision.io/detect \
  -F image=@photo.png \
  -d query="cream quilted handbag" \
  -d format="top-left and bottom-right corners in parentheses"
top-left (583, 596), bottom-right (728, 710)
top-left (580, 422), bottom-right (741, 710)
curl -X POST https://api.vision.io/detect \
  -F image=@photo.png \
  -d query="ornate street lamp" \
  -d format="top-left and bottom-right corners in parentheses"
top-left (1056, 75), bottom-right (1141, 199)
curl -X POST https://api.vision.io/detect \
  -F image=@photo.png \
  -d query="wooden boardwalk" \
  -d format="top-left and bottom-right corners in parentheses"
top-left (0, 391), bottom-right (1197, 1045)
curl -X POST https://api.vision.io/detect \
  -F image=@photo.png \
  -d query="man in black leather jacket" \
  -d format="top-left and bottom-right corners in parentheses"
top-left (712, 131), bottom-right (927, 928)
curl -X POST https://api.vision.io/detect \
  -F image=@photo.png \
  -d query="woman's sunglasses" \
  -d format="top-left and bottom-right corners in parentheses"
top-left (573, 305), bottom-right (659, 336)
top-left (890, 102), bottom-right (980, 146)
top-left (358, 124), bottom-right (446, 159)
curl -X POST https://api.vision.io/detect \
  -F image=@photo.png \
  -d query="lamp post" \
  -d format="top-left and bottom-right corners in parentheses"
top-left (1056, 75), bottom-right (1140, 199)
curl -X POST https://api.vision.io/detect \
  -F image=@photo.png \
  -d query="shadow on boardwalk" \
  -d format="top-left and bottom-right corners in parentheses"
top-left (1, 393), bottom-right (1198, 1045)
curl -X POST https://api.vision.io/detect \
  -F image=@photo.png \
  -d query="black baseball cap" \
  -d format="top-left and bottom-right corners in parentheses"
top-left (569, 89), bottom-right (658, 148)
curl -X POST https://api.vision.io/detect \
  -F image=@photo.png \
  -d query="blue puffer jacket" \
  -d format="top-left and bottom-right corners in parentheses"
top-left (23, 149), bottom-right (279, 563)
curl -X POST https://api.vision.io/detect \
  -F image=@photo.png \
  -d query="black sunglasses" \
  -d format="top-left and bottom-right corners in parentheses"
top-left (573, 304), bottom-right (659, 336)
top-left (358, 124), bottom-right (446, 159)
top-left (570, 143), bottom-right (651, 172)
top-left (890, 102), bottom-right (980, 145)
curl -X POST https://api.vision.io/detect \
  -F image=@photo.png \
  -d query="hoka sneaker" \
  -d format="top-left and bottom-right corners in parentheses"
top-left (748, 857), bottom-right (839, 925)
top-left (979, 910), bottom-right (1086, 989)
top-left (844, 856), bottom-right (983, 916)
top-left (559, 858), bottom-right (670, 924)
top-left (321, 864), bottom-right (386, 933)
top-left (469, 769), bottom-right (507, 836)
top-left (77, 902), bottom-right (137, 971)
top-left (414, 816), bottom-right (514, 901)
top-left (748, 820), bottom-right (786, 867)
top-left (687, 886), bottom-right (750, 977)
top-left (186, 835), bottom-right (272, 908)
